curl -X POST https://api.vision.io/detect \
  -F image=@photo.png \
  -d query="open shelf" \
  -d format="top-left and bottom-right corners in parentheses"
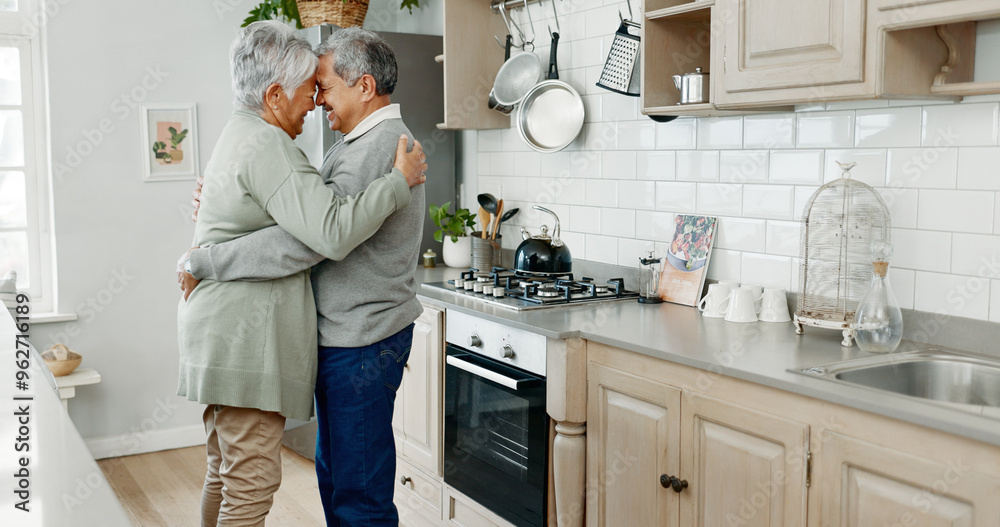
top-left (645, 0), bottom-right (713, 14)
top-left (646, 2), bottom-right (713, 21)
top-left (641, 9), bottom-right (713, 110)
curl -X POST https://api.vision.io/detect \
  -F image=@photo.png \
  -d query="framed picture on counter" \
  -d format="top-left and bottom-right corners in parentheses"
top-left (140, 103), bottom-right (199, 182)
top-left (659, 214), bottom-right (718, 306)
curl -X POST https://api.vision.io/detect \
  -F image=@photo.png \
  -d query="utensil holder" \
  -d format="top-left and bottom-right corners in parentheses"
top-left (471, 233), bottom-right (502, 274)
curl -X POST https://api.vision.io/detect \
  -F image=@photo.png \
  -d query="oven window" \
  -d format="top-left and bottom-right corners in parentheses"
top-left (454, 372), bottom-right (531, 482)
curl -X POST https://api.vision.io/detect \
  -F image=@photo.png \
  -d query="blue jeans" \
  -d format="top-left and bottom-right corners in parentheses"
top-left (315, 324), bottom-right (414, 527)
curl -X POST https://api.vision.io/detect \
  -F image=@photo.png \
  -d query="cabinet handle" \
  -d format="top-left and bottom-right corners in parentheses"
top-left (659, 474), bottom-right (688, 493)
top-left (400, 475), bottom-right (413, 486)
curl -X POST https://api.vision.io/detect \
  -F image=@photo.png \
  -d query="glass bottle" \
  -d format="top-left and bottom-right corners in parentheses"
top-left (638, 251), bottom-right (663, 304)
top-left (853, 240), bottom-right (903, 353)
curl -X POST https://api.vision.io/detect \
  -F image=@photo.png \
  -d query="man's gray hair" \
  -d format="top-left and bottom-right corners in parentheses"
top-left (316, 27), bottom-right (397, 96)
top-left (229, 21), bottom-right (319, 112)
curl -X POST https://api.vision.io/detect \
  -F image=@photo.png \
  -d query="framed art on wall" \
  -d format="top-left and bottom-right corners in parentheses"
top-left (140, 103), bottom-right (198, 182)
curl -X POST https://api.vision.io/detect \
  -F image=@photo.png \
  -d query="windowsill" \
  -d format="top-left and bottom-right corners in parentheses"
top-left (31, 312), bottom-right (79, 324)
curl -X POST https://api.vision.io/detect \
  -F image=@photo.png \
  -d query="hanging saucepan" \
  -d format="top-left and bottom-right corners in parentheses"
top-left (514, 206), bottom-right (572, 274)
top-left (515, 31), bottom-right (585, 153)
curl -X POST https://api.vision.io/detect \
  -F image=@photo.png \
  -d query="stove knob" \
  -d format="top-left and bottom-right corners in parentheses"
top-left (468, 334), bottom-right (482, 348)
top-left (500, 345), bottom-right (515, 359)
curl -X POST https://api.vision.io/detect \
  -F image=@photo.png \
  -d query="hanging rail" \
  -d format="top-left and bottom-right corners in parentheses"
top-left (490, 0), bottom-right (544, 13)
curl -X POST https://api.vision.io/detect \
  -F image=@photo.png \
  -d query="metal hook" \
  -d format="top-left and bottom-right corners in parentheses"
top-left (520, 0), bottom-right (536, 51)
top-left (619, 0), bottom-right (634, 23)
top-left (499, 2), bottom-right (526, 49)
top-left (547, 0), bottom-right (560, 38)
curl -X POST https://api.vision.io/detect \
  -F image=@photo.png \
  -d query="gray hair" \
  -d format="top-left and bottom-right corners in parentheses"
top-left (229, 21), bottom-right (319, 112)
top-left (315, 27), bottom-right (397, 96)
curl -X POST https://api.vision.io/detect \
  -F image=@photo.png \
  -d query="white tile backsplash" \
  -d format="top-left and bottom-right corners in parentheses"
top-left (743, 114), bottom-right (795, 149)
top-left (914, 271), bottom-right (990, 320)
top-left (601, 208), bottom-right (635, 238)
top-left (855, 107), bottom-right (921, 148)
top-left (656, 118), bottom-right (697, 150)
top-left (886, 148), bottom-right (958, 189)
top-left (637, 151), bottom-right (676, 181)
top-left (601, 151), bottom-right (636, 179)
top-left (716, 216), bottom-right (766, 252)
top-left (922, 103), bottom-right (1000, 147)
top-left (957, 147), bottom-right (1000, 190)
top-left (697, 184), bottom-right (742, 216)
top-left (619, 181), bottom-right (656, 211)
top-left (676, 150), bottom-right (719, 182)
top-left (655, 182), bottom-right (696, 212)
top-left (822, 149), bottom-right (887, 187)
top-left (892, 228), bottom-right (951, 273)
top-left (617, 121), bottom-right (656, 150)
top-left (741, 253), bottom-right (792, 290)
top-left (742, 185), bottom-right (794, 219)
top-left (720, 150), bottom-right (768, 184)
top-left (917, 189), bottom-right (994, 234)
top-left (769, 150), bottom-right (823, 184)
top-left (475, 58), bottom-right (1000, 322)
top-left (951, 233), bottom-right (1000, 278)
top-left (514, 152), bottom-right (541, 178)
top-left (570, 205), bottom-right (601, 234)
top-left (585, 179), bottom-right (618, 207)
top-left (797, 110), bottom-right (855, 148)
top-left (697, 117), bottom-right (744, 150)
top-left (765, 220), bottom-right (801, 257)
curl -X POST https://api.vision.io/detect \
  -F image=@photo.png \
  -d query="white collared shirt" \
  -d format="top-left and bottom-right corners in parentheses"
top-left (343, 103), bottom-right (402, 143)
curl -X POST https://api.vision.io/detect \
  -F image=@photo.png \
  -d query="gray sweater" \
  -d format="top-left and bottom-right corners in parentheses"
top-left (188, 116), bottom-right (425, 348)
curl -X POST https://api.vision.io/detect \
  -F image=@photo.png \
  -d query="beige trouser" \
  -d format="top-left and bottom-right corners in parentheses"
top-left (201, 404), bottom-right (286, 527)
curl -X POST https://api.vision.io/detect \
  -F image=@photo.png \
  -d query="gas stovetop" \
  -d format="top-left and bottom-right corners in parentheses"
top-left (422, 268), bottom-right (639, 311)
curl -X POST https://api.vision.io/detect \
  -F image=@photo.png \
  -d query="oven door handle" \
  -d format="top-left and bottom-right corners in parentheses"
top-left (446, 355), bottom-right (523, 390)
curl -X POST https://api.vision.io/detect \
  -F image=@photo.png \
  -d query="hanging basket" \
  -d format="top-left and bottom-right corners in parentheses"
top-left (297, 0), bottom-right (369, 28)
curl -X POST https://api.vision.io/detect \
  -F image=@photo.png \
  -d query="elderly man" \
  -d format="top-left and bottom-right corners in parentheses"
top-left (182, 27), bottom-right (425, 525)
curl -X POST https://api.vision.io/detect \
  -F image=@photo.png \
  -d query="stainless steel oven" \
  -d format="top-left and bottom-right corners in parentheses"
top-left (444, 311), bottom-right (549, 527)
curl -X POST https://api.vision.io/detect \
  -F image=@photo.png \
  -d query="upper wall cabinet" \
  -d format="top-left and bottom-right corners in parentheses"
top-left (439, 0), bottom-right (511, 129)
top-left (717, 0), bottom-right (866, 98)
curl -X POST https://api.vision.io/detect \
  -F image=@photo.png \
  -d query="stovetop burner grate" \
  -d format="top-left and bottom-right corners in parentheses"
top-left (433, 267), bottom-right (639, 309)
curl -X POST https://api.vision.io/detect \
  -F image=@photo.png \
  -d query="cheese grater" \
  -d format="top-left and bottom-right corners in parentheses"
top-left (597, 19), bottom-right (641, 96)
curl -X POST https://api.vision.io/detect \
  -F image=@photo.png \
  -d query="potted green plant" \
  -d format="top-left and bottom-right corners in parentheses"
top-left (168, 126), bottom-right (189, 162)
top-left (430, 201), bottom-right (474, 268)
top-left (152, 141), bottom-right (167, 160)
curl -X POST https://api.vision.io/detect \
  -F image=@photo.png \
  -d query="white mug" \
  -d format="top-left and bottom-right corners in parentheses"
top-left (725, 288), bottom-right (758, 323)
top-left (698, 283), bottom-right (732, 318)
top-left (759, 288), bottom-right (791, 323)
top-left (718, 280), bottom-right (740, 290)
top-left (739, 285), bottom-right (763, 312)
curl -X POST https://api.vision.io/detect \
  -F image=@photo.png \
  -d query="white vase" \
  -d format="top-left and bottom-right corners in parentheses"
top-left (442, 235), bottom-right (472, 268)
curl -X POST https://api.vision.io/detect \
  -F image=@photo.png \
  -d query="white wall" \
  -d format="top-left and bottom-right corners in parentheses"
top-left (477, 0), bottom-right (1000, 324)
top-left (31, 1), bottom-right (272, 453)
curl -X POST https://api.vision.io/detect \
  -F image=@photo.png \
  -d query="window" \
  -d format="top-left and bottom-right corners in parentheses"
top-left (1, 0), bottom-right (55, 313)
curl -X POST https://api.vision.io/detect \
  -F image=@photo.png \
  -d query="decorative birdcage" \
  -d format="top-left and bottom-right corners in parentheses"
top-left (794, 162), bottom-right (891, 347)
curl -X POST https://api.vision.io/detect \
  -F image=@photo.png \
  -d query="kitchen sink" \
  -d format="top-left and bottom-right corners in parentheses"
top-left (793, 349), bottom-right (1000, 412)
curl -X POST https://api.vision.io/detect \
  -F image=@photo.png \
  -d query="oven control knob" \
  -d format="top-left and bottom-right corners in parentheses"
top-left (500, 345), bottom-right (515, 359)
top-left (468, 334), bottom-right (482, 348)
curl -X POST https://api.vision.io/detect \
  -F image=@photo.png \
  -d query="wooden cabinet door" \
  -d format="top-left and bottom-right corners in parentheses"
top-left (718, 0), bottom-right (866, 93)
top-left (815, 432), bottom-right (1000, 526)
top-left (587, 363), bottom-right (682, 527)
top-left (680, 392), bottom-right (810, 527)
top-left (393, 304), bottom-right (444, 476)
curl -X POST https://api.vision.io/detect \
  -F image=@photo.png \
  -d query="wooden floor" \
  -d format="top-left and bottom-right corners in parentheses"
top-left (98, 445), bottom-right (326, 526)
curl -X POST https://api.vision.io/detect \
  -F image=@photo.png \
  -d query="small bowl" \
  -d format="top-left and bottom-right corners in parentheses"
top-left (42, 345), bottom-right (82, 377)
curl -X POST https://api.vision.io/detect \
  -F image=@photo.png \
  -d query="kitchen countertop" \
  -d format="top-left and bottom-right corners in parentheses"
top-left (0, 309), bottom-right (132, 526)
top-left (415, 267), bottom-right (1000, 447)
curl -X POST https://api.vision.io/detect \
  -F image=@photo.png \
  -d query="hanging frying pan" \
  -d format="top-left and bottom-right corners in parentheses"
top-left (515, 31), bottom-right (585, 153)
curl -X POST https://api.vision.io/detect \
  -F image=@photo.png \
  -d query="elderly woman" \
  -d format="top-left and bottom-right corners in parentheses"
top-left (176, 21), bottom-right (425, 526)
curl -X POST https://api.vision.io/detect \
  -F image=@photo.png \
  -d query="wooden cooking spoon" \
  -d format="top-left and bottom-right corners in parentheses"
top-left (478, 207), bottom-right (491, 239)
